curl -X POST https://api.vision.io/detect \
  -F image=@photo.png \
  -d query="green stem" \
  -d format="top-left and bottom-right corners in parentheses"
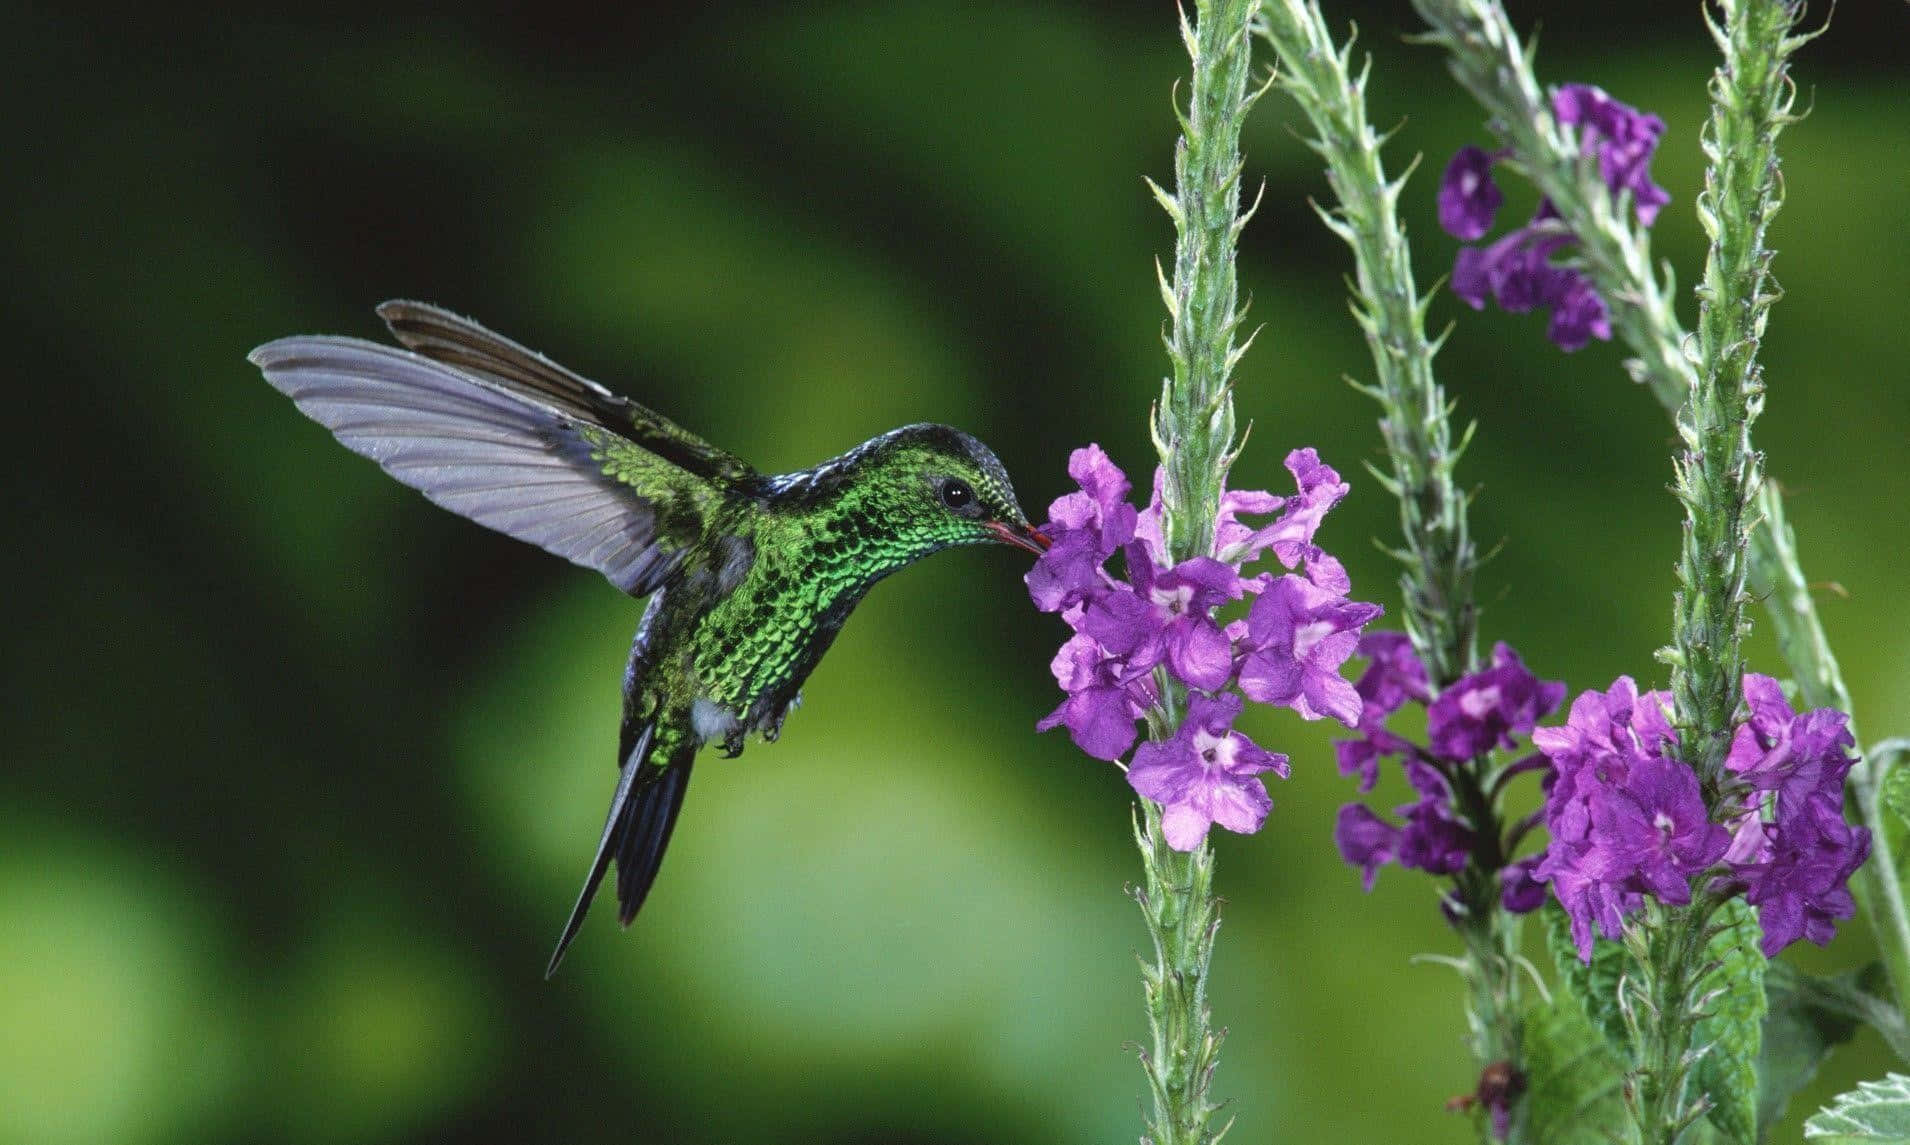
top-left (1152, 0), bottom-right (1259, 564)
top-left (1254, 0), bottom-right (1477, 689)
top-left (1135, 802), bottom-right (1226, 1145)
top-left (1256, 8), bottom-right (1515, 1136)
top-left (1135, 2), bottom-right (1262, 1142)
top-left (1625, 901), bottom-right (1717, 1145)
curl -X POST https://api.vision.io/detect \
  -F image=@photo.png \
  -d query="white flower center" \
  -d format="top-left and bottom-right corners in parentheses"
top-left (1459, 685), bottom-right (1502, 720)
top-left (1293, 619), bottom-right (1334, 659)
top-left (1151, 583), bottom-right (1193, 616)
top-left (1194, 728), bottom-right (1235, 771)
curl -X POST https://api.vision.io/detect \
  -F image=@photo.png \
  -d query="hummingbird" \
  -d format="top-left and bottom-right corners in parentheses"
top-left (249, 301), bottom-right (1050, 976)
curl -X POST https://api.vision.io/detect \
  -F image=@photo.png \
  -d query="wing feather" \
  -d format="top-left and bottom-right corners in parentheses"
top-left (249, 335), bottom-right (714, 596)
top-left (376, 300), bottom-right (759, 490)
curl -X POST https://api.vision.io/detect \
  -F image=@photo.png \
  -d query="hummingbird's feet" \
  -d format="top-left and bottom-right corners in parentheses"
top-left (762, 693), bottom-right (802, 744)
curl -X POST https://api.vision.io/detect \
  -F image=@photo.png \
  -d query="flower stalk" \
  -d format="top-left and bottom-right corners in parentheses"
top-left (1139, 1), bottom-right (1262, 1141)
top-left (1255, 5), bottom-right (1523, 1137)
top-left (1254, 0), bottom-right (1476, 689)
top-left (1620, 899), bottom-right (1720, 1145)
top-left (1412, 0), bottom-right (1910, 1023)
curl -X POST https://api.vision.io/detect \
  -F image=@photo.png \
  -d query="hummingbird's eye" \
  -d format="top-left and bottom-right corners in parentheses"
top-left (939, 478), bottom-right (975, 511)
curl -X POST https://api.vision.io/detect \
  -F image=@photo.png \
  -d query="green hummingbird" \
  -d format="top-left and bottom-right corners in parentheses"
top-left (250, 301), bottom-right (1049, 976)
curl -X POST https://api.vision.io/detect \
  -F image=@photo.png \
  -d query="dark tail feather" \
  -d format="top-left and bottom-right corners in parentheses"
top-left (613, 749), bottom-right (693, 926)
top-left (545, 726), bottom-right (696, 978)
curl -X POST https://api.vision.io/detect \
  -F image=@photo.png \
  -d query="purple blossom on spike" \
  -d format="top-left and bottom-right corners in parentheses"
top-left (1334, 726), bottom-right (1419, 794)
top-left (1036, 633), bottom-right (1153, 761)
top-left (1585, 755), bottom-right (1730, 904)
top-left (1449, 204), bottom-right (1611, 353)
top-left (1444, 80), bottom-right (1668, 354)
top-left (1127, 692), bottom-right (1289, 851)
top-left (1742, 796), bottom-right (1870, 957)
top-left (1335, 804), bottom-right (1402, 891)
top-left (1727, 674), bottom-right (1859, 809)
top-left (1235, 573), bottom-right (1382, 726)
top-left (1331, 632), bottom-right (1430, 792)
top-left (1437, 145), bottom-right (1504, 241)
top-left (1532, 671), bottom-right (1869, 960)
top-left (1026, 444), bottom-right (1136, 612)
top-left (1075, 545), bottom-right (1242, 691)
top-left (1266, 448), bottom-right (1352, 572)
top-left (1553, 84), bottom-right (1671, 225)
top-left (1396, 759), bottom-right (1474, 875)
top-left (1427, 642), bottom-right (1568, 763)
top-left (1720, 673), bottom-right (1869, 956)
top-left (1532, 676), bottom-right (1679, 958)
top-left (1546, 276), bottom-right (1613, 352)
top-left (1350, 632), bottom-right (1432, 718)
top-left (1500, 855), bottom-right (1547, 914)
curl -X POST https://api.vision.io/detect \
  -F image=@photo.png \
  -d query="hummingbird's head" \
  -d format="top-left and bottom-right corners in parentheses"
top-left (815, 424), bottom-right (1050, 559)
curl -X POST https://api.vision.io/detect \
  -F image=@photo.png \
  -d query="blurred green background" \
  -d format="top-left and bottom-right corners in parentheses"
top-left (3, 2), bottom-right (1905, 1142)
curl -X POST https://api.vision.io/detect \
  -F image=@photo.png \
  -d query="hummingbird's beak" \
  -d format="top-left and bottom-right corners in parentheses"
top-left (988, 520), bottom-right (1052, 556)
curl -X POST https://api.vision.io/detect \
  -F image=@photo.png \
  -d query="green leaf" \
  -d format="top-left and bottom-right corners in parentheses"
top-left (1805, 1073), bottom-right (1910, 1142)
top-left (1695, 899), bottom-right (1766, 1144)
top-left (1544, 900), bottom-right (1630, 1052)
top-left (1520, 991), bottom-right (1630, 1145)
top-left (1880, 747), bottom-right (1910, 836)
top-left (1760, 961), bottom-right (1867, 1135)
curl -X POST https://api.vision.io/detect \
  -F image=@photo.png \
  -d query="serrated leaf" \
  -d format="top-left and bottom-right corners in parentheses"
top-left (1695, 899), bottom-right (1766, 1144)
top-left (1760, 961), bottom-right (1868, 1135)
top-left (1521, 992), bottom-right (1630, 1145)
top-left (1805, 1073), bottom-right (1910, 1141)
top-left (1544, 900), bottom-right (1631, 1052)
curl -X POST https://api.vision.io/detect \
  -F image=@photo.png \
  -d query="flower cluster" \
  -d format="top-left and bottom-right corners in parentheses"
top-left (1333, 638), bottom-right (1566, 912)
top-left (1027, 445), bottom-right (1380, 850)
top-left (1535, 674), bottom-right (1869, 960)
top-left (1437, 85), bottom-right (1670, 351)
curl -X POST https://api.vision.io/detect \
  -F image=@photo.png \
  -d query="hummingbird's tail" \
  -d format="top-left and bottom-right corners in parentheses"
top-left (545, 725), bottom-right (696, 978)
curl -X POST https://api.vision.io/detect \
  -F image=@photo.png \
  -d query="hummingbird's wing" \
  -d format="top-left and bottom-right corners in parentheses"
top-left (250, 335), bottom-right (729, 597)
top-left (374, 300), bottom-right (759, 490)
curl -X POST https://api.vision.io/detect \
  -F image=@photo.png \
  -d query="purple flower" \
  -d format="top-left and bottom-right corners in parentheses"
top-left (1445, 81), bottom-right (1666, 355)
top-left (1334, 726), bottom-right (1419, 794)
top-left (1127, 692), bottom-right (1289, 851)
top-left (1330, 632), bottom-right (1431, 791)
top-left (1350, 632), bottom-right (1432, 719)
top-left (1449, 205), bottom-right (1612, 354)
top-left (1036, 633), bottom-right (1153, 761)
top-left (1335, 759), bottom-right (1474, 890)
top-left (1500, 855), bottom-right (1547, 914)
top-left (1438, 145), bottom-right (1504, 241)
top-left (1026, 444), bottom-right (1136, 612)
top-left (1533, 672), bottom-right (1868, 960)
top-left (1720, 673), bottom-right (1869, 956)
top-left (1585, 754), bottom-right (1730, 904)
top-left (1546, 275), bottom-right (1613, 352)
top-left (1075, 545), bottom-right (1242, 691)
top-left (1553, 84), bottom-right (1671, 225)
top-left (1335, 803), bottom-right (1402, 891)
top-left (1727, 673), bottom-right (1858, 808)
top-left (1235, 573), bottom-right (1383, 726)
top-left (1742, 795), bottom-right (1870, 957)
top-left (1396, 759), bottom-right (1474, 875)
top-left (1533, 677), bottom-right (1683, 958)
top-left (1138, 448), bottom-right (1351, 576)
top-left (1427, 642), bottom-right (1568, 763)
